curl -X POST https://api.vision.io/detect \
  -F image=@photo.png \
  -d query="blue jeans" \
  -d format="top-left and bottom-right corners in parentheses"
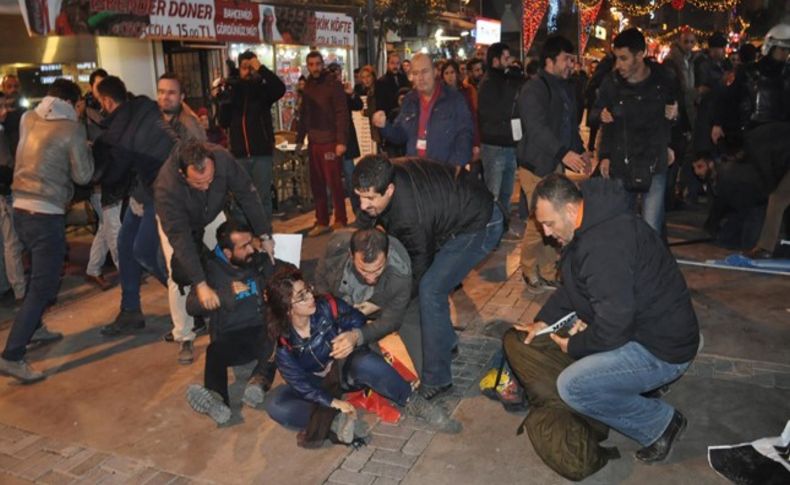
top-left (557, 341), bottom-right (691, 447)
top-left (481, 144), bottom-right (517, 211)
top-left (342, 157), bottom-right (360, 216)
top-left (264, 349), bottom-right (412, 429)
top-left (118, 202), bottom-right (166, 312)
top-left (627, 172), bottom-right (667, 234)
top-left (419, 206), bottom-right (504, 387)
top-left (2, 211), bottom-right (65, 361)
top-left (237, 156), bottom-right (273, 223)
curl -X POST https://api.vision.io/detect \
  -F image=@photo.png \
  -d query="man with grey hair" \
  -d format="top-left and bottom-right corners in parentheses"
top-left (372, 53), bottom-right (473, 167)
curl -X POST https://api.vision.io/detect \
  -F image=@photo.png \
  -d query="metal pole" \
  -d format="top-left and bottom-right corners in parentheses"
top-left (676, 259), bottom-right (790, 277)
top-left (366, 0), bottom-right (376, 66)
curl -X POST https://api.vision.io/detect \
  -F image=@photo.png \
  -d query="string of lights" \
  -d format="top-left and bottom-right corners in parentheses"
top-left (522, 0), bottom-right (549, 53)
top-left (578, 0), bottom-right (604, 54)
top-left (608, 0), bottom-right (738, 16)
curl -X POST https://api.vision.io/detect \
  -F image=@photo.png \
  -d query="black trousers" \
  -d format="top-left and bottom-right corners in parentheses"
top-left (205, 326), bottom-right (275, 404)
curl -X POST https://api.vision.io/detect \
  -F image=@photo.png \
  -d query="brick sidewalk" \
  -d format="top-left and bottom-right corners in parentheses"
top-left (324, 336), bottom-right (502, 485)
top-left (0, 423), bottom-right (206, 484)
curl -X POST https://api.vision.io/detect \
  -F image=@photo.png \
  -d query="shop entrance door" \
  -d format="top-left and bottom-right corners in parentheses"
top-left (163, 42), bottom-right (225, 113)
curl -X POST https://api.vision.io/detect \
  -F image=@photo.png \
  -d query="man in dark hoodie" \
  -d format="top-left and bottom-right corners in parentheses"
top-left (504, 175), bottom-right (699, 467)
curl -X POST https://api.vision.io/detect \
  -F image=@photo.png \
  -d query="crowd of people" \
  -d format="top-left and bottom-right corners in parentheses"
top-left (0, 21), bottom-right (787, 479)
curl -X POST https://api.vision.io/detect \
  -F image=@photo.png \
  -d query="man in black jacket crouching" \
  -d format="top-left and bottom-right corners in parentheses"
top-left (504, 175), bottom-right (699, 469)
top-left (184, 220), bottom-right (278, 425)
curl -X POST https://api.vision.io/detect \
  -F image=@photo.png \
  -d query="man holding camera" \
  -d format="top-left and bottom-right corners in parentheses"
top-left (218, 51), bottom-right (285, 224)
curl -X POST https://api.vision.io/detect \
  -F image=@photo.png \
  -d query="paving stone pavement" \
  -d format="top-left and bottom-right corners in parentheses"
top-left (323, 335), bottom-right (502, 485)
top-left (0, 423), bottom-right (208, 484)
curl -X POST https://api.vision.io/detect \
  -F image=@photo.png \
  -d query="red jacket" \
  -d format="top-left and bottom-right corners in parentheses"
top-left (297, 72), bottom-right (349, 146)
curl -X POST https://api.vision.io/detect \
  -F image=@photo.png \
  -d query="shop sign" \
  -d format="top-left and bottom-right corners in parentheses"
top-left (147, 0), bottom-right (216, 40)
top-left (17, 0), bottom-right (354, 47)
top-left (258, 4), bottom-right (354, 47)
top-left (215, 0), bottom-right (259, 43)
top-left (475, 17), bottom-right (501, 45)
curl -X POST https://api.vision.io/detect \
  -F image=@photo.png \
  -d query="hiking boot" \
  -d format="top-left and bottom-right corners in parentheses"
top-left (404, 394), bottom-right (462, 434)
top-left (30, 325), bottom-right (63, 345)
top-left (635, 410), bottom-right (687, 464)
top-left (331, 221), bottom-right (347, 231)
top-left (186, 384), bottom-right (231, 425)
top-left (178, 341), bottom-right (194, 365)
top-left (101, 310), bottom-right (145, 336)
top-left (241, 374), bottom-right (267, 408)
top-left (0, 357), bottom-right (46, 384)
top-left (523, 274), bottom-right (557, 295)
top-left (354, 418), bottom-right (371, 440)
top-left (418, 383), bottom-right (453, 401)
top-left (330, 412), bottom-right (357, 444)
top-left (307, 224), bottom-right (331, 237)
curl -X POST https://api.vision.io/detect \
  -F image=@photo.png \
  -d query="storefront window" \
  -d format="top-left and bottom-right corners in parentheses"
top-left (1, 61), bottom-right (97, 103)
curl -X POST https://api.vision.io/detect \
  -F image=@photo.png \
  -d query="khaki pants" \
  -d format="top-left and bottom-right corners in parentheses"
top-left (157, 212), bottom-right (225, 342)
top-left (518, 167), bottom-right (558, 281)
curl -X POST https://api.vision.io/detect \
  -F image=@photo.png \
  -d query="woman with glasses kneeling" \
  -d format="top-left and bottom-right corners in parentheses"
top-left (264, 266), bottom-right (461, 447)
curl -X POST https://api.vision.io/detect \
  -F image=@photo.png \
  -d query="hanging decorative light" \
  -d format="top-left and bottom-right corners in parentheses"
top-left (578, 0), bottom-right (603, 54)
top-left (522, 0), bottom-right (550, 54)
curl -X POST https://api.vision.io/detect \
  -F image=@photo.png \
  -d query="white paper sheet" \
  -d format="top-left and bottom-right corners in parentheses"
top-left (273, 233), bottom-right (303, 268)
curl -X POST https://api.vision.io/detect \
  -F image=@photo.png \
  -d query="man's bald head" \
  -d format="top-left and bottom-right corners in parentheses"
top-left (410, 53), bottom-right (436, 97)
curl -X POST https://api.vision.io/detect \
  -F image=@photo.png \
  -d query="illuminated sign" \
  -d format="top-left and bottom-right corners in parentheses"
top-left (475, 17), bottom-right (501, 45)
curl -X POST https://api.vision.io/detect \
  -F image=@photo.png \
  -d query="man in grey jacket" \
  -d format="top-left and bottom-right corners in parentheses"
top-left (315, 228), bottom-right (423, 374)
top-left (0, 79), bottom-right (94, 383)
top-left (517, 35), bottom-right (588, 294)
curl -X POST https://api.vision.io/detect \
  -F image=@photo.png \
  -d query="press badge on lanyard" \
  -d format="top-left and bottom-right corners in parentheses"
top-left (416, 139), bottom-right (427, 151)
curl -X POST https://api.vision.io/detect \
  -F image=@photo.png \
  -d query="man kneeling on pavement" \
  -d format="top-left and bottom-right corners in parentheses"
top-left (185, 220), bottom-right (279, 425)
top-left (315, 227), bottom-right (423, 375)
top-left (503, 175), bottom-right (699, 480)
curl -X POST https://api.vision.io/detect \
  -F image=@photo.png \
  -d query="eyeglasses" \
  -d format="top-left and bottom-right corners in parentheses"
top-left (292, 284), bottom-right (315, 304)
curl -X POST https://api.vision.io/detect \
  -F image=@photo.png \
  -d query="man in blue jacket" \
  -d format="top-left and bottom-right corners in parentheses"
top-left (371, 53), bottom-right (473, 168)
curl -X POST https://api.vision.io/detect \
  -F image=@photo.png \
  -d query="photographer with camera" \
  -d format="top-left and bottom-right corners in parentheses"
top-left (218, 51), bottom-right (285, 224)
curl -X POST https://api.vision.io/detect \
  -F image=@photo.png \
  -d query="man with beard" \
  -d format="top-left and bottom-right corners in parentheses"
top-left (296, 51), bottom-right (350, 236)
top-left (184, 220), bottom-right (278, 424)
top-left (157, 73), bottom-right (205, 142)
top-left (218, 51), bottom-right (285, 224)
top-left (504, 175), bottom-right (698, 478)
top-left (315, 228), bottom-right (423, 374)
top-left (156, 73), bottom-right (209, 349)
top-left (154, 140), bottom-right (274, 365)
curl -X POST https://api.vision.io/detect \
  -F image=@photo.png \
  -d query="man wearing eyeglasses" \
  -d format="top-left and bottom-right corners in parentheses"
top-left (315, 228), bottom-right (423, 374)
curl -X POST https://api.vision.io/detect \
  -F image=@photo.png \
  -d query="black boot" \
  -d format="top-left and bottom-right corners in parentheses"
top-left (635, 410), bottom-right (687, 464)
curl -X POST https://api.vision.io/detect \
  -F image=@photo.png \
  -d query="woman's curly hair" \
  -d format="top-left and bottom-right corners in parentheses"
top-left (265, 263), bottom-right (302, 339)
